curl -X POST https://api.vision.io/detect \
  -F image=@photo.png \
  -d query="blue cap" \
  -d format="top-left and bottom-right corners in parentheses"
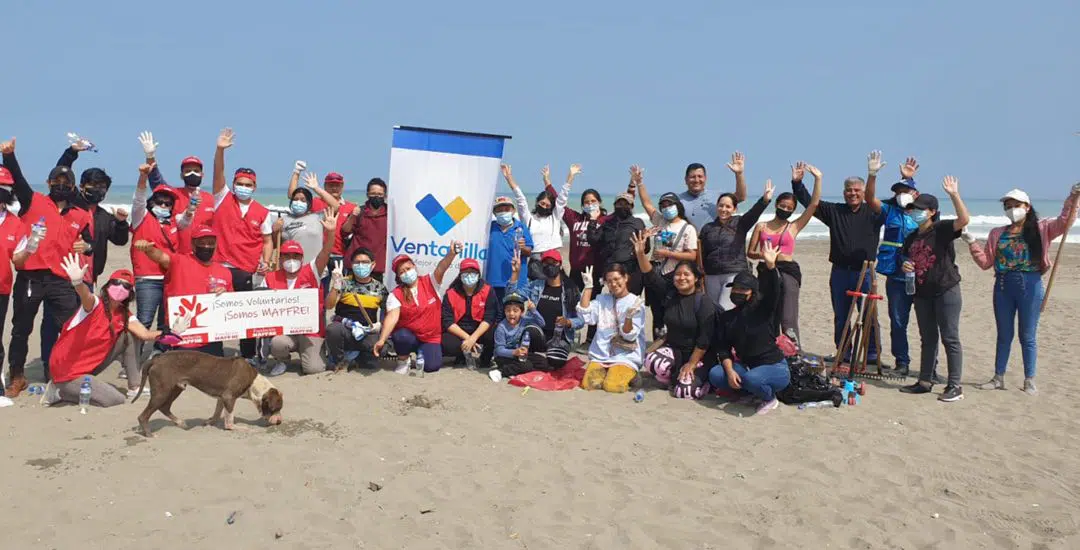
top-left (890, 178), bottom-right (917, 193)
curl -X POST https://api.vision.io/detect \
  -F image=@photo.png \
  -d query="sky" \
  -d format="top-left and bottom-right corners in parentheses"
top-left (3, 0), bottom-right (1078, 201)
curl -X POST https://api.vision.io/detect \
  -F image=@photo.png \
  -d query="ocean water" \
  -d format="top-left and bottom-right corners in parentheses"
top-left (93, 185), bottom-right (1078, 243)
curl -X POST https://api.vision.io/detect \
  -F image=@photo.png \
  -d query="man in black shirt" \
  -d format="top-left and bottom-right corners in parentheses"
top-left (707, 242), bottom-right (790, 415)
top-left (792, 171), bottom-right (884, 359)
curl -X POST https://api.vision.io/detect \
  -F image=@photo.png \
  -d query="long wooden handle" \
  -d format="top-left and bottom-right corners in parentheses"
top-left (1041, 234), bottom-right (1067, 313)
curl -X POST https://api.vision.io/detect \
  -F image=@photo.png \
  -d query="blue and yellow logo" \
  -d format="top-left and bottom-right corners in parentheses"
top-left (415, 193), bottom-right (472, 236)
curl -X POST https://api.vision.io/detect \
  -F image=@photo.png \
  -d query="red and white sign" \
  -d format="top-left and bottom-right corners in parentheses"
top-left (166, 289), bottom-right (320, 345)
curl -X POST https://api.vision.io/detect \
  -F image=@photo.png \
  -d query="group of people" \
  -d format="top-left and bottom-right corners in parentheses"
top-left (1, 130), bottom-right (1077, 414)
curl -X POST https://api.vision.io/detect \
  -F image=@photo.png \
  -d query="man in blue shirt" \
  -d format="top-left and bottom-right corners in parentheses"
top-left (486, 196), bottom-right (533, 309)
top-left (676, 152), bottom-right (747, 230)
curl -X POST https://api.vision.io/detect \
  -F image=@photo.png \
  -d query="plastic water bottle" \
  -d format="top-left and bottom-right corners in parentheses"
top-left (413, 353), bottom-right (425, 378)
top-left (31, 216), bottom-right (47, 239)
top-left (634, 389), bottom-right (645, 403)
top-left (514, 227), bottom-right (523, 246)
top-left (797, 400), bottom-right (834, 410)
top-left (519, 332), bottom-right (531, 363)
top-left (78, 376), bottom-right (92, 414)
top-left (904, 271), bottom-right (916, 296)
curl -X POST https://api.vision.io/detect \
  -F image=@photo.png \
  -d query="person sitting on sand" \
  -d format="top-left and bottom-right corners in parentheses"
top-left (40, 257), bottom-right (162, 407)
top-left (965, 183), bottom-right (1080, 395)
top-left (325, 247), bottom-right (387, 371)
top-left (373, 246), bottom-right (458, 374)
top-left (897, 179), bottom-right (970, 403)
top-left (632, 231), bottom-right (716, 400)
top-left (707, 242), bottom-right (790, 416)
top-left (490, 292), bottom-right (549, 382)
top-left (747, 162), bottom-right (823, 348)
top-left (576, 264), bottom-right (647, 393)
top-left (510, 249), bottom-right (581, 369)
top-left (441, 258), bottom-right (497, 369)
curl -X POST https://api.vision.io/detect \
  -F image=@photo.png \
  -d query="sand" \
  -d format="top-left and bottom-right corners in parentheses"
top-left (2, 240), bottom-right (1080, 549)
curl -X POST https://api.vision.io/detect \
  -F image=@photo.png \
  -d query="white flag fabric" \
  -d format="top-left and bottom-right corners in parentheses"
top-left (385, 126), bottom-right (510, 291)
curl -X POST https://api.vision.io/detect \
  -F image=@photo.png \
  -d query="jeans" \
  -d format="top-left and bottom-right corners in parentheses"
top-left (913, 285), bottom-right (963, 387)
top-left (829, 266), bottom-right (878, 358)
top-left (390, 328), bottom-right (444, 372)
top-left (884, 278), bottom-right (912, 367)
top-left (993, 271), bottom-right (1043, 378)
top-left (708, 360), bottom-right (791, 402)
top-left (135, 279), bottom-right (167, 330)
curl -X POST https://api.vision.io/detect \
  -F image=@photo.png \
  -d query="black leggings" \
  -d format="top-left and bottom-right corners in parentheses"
top-left (494, 325), bottom-right (550, 377)
top-left (441, 330), bottom-right (495, 368)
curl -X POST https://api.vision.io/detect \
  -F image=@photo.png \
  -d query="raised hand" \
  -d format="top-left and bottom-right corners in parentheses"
top-left (761, 240), bottom-right (779, 268)
top-left (321, 208), bottom-right (337, 232)
top-left (541, 165), bottom-right (550, 180)
top-left (138, 131), bottom-right (158, 157)
top-left (581, 266), bottom-right (594, 289)
top-left (629, 164), bottom-right (644, 185)
top-left (867, 150), bottom-right (886, 176)
top-left (623, 295), bottom-right (646, 318)
top-left (138, 162), bottom-right (156, 176)
top-left (67, 132), bottom-right (95, 152)
top-left (630, 231), bottom-right (647, 257)
top-left (900, 157), bottom-right (919, 179)
top-left (942, 175), bottom-right (959, 195)
top-left (114, 208), bottom-right (129, 222)
top-left (60, 253), bottom-right (87, 283)
top-left (0, 137), bottom-right (15, 154)
top-left (568, 164), bottom-right (582, 180)
top-left (1070, 182), bottom-right (1080, 196)
top-left (804, 163), bottom-right (822, 180)
top-left (763, 179), bottom-right (774, 202)
top-left (726, 151), bottom-right (745, 175)
top-left (293, 160), bottom-right (307, 175)
top-left (330, 260), bottom-right (344, 291)
top-left (450, 240), bottom-right (464, 255)
top-left (510, 253), bottom-right (521, 274)
top-left (501, 164), bottom-right (512, 180)
top-left (217, 128), bottom-right (235, 149)
top-left (303, 172), bottom-right (320, 190)
top-left (791, 161), bottom-right (806, 182)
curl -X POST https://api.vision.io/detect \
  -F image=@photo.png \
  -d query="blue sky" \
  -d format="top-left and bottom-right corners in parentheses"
top-left (3, 0), bottom-right (1077, 200)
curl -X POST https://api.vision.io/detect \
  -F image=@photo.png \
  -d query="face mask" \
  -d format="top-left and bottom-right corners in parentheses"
top-left (352, 263), bottom-right (373, 279)
top-left (661, 205), bottom-right (678, 221)
top-left (896, 193), bottom-right (914, 208)
top-left (615, 206), bottom-right (632, 219)
top-left (233, 185), bottom-right (254, 200)
top-left (730, 292), bottom-right (750, 307)
top-left (283, 259), bottom-right (302, 274)
top-left (400, 269), bottom-right (418, 286)
top-left (542, 264), bottom-right (561, 280)
top-left (290, 201), bottom-right (308, 215)
top-left (583, 204), bottom-right (599, 214)
top-left (82, 187), bottom-right (107, 204)
top-left (908, 210), bottom-right (929, 225)
top-left (368, 197), bottom-right (385, 209)
top-left (183, 172), bottom-right (203, 187)
top-left (461, 272), bottom-right (480, 287)
top-left (1005, 207), bottom-right (1027, 224)
top-left (495, 212), bottom-right (514, 226)
top-left (774, 208), bottom-right (793, 221)
top-left (152, 206), bottom-right (172, 220)
top-left (107, 284), bottom-right (130, 302)
top-left (536, 206), bottom-right (553, 217)
top-left (49, 185), bottom-right (75, 203)
top-left (193, 246), bottom-right (216, 263)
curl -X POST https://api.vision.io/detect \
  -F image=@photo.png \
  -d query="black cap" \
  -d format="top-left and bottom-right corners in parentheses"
top-left (908, 193), bottom-right (939, 211)
top-left (658, 192), bottom-right (680, 206)
top-left (48, 166), bottom-right (75, 186)
top-left (502, 292), bottom-right (526, 307)
top-left (726, 271), bottom-right (759, 292)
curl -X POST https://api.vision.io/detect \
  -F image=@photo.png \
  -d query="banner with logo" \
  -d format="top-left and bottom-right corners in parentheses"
top-left (385, 126), bottom-right (511, 291)
top-left (166, 289), bottom-right (320, 345)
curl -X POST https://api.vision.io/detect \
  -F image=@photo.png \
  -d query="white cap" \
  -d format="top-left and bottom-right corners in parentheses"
top-left (1000, 189), bottom-right (1030, 204)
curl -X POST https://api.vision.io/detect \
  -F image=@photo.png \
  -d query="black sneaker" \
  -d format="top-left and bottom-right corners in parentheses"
top-left (899, 382), bottom-right (932, 394)
top-left (932, 373), bottom-right (946, 385)
top-left (892, 365), bottom-right (910, 378)
top-left (938, 385), bottom-right (964, 402)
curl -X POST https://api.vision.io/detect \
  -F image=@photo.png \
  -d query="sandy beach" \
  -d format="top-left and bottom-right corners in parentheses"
top-left (2, 239), bottom-right (1079, 549)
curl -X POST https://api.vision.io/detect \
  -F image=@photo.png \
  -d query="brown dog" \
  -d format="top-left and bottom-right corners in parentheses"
top-left (134, 350), bottom-right (284, 437)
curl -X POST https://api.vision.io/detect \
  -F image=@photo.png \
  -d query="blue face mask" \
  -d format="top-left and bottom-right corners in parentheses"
top-left (495, 212), bottom-right (514, 227)
top-left (908, 210), bottom-right (929, 225)
top-left (352, 263), bottom-right (373, 279)
top-left (233, 185), bottom-right (254, 200)
top-left (400, 269), bottom-right (418, 286)
top-left (461, 272), bottom-right (480, 287)
top-left (290, 200), bottom-right (308, 216)
top-left (583, 204), bottom-right (599, 214)
top-left (661, 205), bottom-right (678, 221)
top-left (152, 206), bottom-right (172, 220)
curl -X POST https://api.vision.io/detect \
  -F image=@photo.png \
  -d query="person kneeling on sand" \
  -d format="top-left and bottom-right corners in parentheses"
top-left (489, 292), bottom-right (549, 382)
top-left (707, 242), bottom-right (791, 415)
top-left (576, 264), bottom-right (646, 393)
top-left (40, 256), bottom-right (164, 407)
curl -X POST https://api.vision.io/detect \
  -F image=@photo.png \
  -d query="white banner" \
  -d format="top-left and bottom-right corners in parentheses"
top-left (166, 289), bottom-right (320, 345)
top-left (385, 126), bottom-right (510, 291)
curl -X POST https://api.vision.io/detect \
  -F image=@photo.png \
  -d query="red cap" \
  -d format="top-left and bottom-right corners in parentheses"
top-left (0, 167), bottom-right (13, 186)
top-left (192, 225), bottom-right (217, 239)
top-left (391, 254), bottom-right (412, 274)
top-left (460, 258), bottom-right (481, 272)
top-left (279, 240), bottom-right (304, 256)
top-left (540, 249), bottom-right (563, 264)
top-left (150, 184), bottom-right (180, 201)
top-left (324, 172), bottom-right (344, 185)
top-left (233, 168), bottom-right (257, 183)
top-left (108, 269), bottom-right (135, 286)
top-left (181, 156), bottom-right (203, 168)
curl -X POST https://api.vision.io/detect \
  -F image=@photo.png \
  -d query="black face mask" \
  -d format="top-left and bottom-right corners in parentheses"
top-left (730, 292), bottom-right (751, 308)
top-left (774, 208), bottom-right (793, 221)
top-left (368, 197), bottom-right (385, 209)
top-left (193, 246), bottom-right (216, 263)
top-left (542, 264), bottom-right (561, 280)
top-left (183, 174), bottom-right (203, 187)
top-left (536, 206), bottom-right (553, 217)
top-left (49, 185), bottom-right (76, 203)
top-left (82, 187), bottom-right (107, 204)
top-left (615, 206), bottom-right (632, 219)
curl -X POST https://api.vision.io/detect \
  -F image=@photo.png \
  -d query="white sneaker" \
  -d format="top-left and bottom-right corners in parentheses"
top-left (118, 370), bottom-right (128, 380)
top-left (267, 362), bottom-right (287, 377)
top-left (394, 360), bottom-right (411, 375)
top-left (488, 369), bottom-right (503, 383)
top-left (40, 382), bottom-right (62, 406)
top-left (126, 387), bottom-right (148, 401)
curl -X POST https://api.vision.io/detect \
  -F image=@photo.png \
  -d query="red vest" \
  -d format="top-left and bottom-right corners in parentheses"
top-left (445, 283), bottom-right (491, 325)
top-left (20, 192), bottom-right (91, 279)
top-left (264, 263), bottom-right (325, 336)
top-left (50, 298), bottom-right (127, 384)
top-left (130, 216), bottom-right (179, 277)
top-left (164, 254), bottom-right (234, 349)
top-left (212, 193), bottom-right (269, 272)
top-left (392, 274), bottom-right (442, 344)
top-left (0, 212), bottom-right (25, 295)
top-left (173, 188), bottom-right (216, 255)
top-left (346, 205), bottom-right (387, 272)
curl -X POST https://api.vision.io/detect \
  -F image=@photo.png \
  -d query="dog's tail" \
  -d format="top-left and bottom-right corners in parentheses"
top-left (131, 353), bottom-right (159, 403)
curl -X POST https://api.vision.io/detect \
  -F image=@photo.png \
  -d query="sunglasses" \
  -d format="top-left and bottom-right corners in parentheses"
top-left (109, 280), bottom-right (133, 291)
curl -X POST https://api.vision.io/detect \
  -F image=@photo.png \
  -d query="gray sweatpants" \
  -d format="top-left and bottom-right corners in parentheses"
top-left (778, 271), bottom-right (801, 346)
top-left (270, 335), bottom-right (326, 374)
top-left (56, 332), bottom-right (141, 408)
top-left (913, 285), bottom-right (963, 387)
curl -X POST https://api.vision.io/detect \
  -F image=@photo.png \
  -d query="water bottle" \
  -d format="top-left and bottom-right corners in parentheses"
top-left (797, 400), bottom-right (834, 410)
top-left (634, 389), bottom-right (645, 403)
top-left (32, 216), bottom-right (47, 239)
top-left (904, 271), bottom-right (916, 296)
top-left (78, 376), bottom-right (92, 414)
top-left (413, 353), bottom-right (426, 378)
top-left (514, 227), bottom-right (523, 246)
top-left (519, 332), bottom-right (530, 363)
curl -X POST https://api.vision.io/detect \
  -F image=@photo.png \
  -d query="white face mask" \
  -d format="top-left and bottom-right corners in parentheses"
top-left (1005, 206), bottom-right (1027, 224)
top-left (896, 193), bottom-right (914, 208)
top-left (283, 259), bottom-right (302, 274)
